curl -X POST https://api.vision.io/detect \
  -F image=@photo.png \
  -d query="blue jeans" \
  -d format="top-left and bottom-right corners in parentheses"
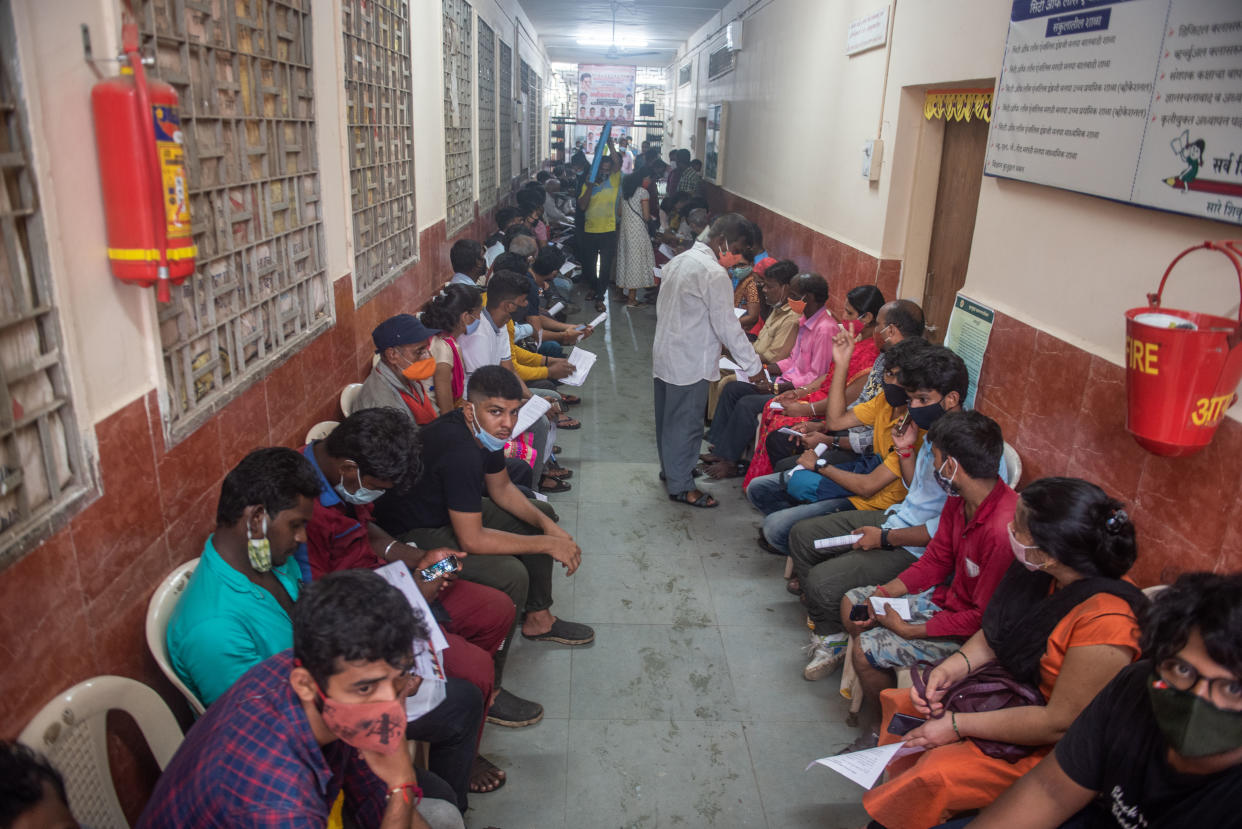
top-left (538, 340), bottom-right (564, 359)
top-left (759, 495), bottom-right (854, 554)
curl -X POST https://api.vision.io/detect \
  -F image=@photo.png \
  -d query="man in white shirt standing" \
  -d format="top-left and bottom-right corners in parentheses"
top-left (653, 214), bottom-right (762, 508)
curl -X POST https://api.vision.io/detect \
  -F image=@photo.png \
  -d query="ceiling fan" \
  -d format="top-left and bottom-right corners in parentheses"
top-left (597, 2), bottom-right (661, 59)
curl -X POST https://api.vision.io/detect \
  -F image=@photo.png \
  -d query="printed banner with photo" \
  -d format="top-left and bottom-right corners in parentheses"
top-left (987, 0), bottom-right (1242, 225)
top-left (577, 64), bottom-right (637, 125)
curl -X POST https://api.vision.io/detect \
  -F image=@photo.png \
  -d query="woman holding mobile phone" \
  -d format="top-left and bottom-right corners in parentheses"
top-left (862, 477), bottom-right (1147, 829)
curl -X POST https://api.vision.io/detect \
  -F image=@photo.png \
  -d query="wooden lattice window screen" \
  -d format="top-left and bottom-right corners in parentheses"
top-left (497, 38), bottom-right (512, 194)
top-left (139, 0), bottom-right (330, 439)
top-left (0, 3), bottom-right (88, 564)
top-left (476, 18), bottom-right (496, 213)
top-left (441, 0), bottom-right (473, 236)
top-left (343, 0), bottom-right (417, 303)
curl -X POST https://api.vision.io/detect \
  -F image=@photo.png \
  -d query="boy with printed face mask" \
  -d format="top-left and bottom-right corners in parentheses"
top-left (954, 573), bottom-right (1242, 829)
top-left (141, 570), bottom-right (464, 829)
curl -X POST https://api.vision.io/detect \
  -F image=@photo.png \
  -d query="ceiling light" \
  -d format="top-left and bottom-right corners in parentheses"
top-left (575, 36), bottom-right (649, 48)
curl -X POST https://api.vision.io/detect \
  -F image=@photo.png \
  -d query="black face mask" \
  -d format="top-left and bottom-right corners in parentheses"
top-left (882, 382), bottom-right (909, 408)
top-left (908, 400), bottom-right (946, 430)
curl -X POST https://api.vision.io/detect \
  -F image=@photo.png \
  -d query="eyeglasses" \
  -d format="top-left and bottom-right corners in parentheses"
top-left (1157, 657), bottom-right (1242, 711)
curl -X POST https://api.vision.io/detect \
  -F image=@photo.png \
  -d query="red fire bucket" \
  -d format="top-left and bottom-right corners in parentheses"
top-left (1124, 240), bottom-right (1242, 457)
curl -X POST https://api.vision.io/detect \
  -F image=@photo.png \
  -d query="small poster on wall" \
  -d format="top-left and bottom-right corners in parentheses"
top-left (577, 64), bottom-right (637, 125)
top-left (944, 294), bottom-right (995, 411)
top-left (987, 0), bottom-right (1242, 226)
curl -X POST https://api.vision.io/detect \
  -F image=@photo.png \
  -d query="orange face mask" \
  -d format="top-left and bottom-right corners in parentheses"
top-left (402, 358), bottom-right (436, 381)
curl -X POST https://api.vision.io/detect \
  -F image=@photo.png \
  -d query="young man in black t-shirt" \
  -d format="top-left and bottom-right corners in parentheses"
top-left (375, 365), bottom-right (593, 654)
top-left (957, 572), bottom-right (1242, 829)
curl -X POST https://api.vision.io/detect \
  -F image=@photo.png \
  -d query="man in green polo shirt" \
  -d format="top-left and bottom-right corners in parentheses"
top-left (166, 447), bottom-right (320, 706)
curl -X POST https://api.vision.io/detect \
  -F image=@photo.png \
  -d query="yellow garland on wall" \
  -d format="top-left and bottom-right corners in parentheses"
top-left (924, 89), bottom-right (993, 122)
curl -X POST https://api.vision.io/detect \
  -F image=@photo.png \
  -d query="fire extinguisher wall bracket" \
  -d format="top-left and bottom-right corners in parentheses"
top-left (1124, 239), bottom-right (1242, 457)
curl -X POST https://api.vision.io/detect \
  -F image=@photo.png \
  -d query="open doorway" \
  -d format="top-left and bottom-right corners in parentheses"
top-left (920, 116), bottom-right (989, 342)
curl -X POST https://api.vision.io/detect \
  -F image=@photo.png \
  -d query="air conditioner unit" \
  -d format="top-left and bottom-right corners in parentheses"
top-left (725, 20), bottom-right (743, 51)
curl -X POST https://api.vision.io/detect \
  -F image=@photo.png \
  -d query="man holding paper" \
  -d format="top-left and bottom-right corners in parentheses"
top-left (653, 213), bottom-right (763, 508)
top-left (839, 410), bottom-right (1016, 746)
top-left (375, 366), bottom-right (594, 651)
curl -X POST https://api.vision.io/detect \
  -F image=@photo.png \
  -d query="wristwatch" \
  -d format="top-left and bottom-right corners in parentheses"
top-left (880, 528), bottom-right (892, 549)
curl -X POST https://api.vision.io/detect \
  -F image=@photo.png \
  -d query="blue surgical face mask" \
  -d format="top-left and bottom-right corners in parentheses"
top-left (335, 465), bottom-right (385, 505)
top-left (468, 405), bottom-right (508, 451)
top-left (465, 316), bottom-right (482, 335)
top-left (513, 322), bottom-right (534, 340)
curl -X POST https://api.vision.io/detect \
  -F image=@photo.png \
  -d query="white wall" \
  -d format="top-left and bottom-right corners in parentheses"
top-left (12, 0), bottom-right (556, 438)
top-left (668, 0), bottom-right (1241, 422)
top-left (14, 1), bottom-right (160, 430)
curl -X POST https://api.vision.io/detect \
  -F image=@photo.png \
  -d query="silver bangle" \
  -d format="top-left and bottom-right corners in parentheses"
top-left (383, 539), bottom-right (399, 560)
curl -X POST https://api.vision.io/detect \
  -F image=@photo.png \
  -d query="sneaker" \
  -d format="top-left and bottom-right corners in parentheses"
top-left (802, 634), bottom-right (848, 681)
top-left (837, 731), bottom-right (880, 754)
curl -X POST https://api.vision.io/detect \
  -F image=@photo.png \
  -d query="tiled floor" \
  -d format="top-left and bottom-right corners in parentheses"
top-left (466, 294), bottom-right (869, 829)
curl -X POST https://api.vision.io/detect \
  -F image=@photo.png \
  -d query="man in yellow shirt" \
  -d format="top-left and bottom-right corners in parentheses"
top-left (576, 140), bottom-right (621, 311)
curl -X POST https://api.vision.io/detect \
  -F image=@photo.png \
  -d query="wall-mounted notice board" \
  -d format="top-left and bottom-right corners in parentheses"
top-left (986, 0), bottom-right (1242, 225)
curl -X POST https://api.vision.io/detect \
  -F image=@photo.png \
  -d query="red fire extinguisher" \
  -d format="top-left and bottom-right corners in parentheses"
top-left (91, 23), bottom-right (194, 302)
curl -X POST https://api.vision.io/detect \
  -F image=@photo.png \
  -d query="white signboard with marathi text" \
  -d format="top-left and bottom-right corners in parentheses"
top-left (577, 65), bottom-right (637, 126)
top-left (987, 0), bottom-right (1242, 225)
top-left (846, 7), bottom-right (891, 55)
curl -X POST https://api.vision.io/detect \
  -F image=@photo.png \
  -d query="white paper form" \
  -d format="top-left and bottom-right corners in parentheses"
top-left (658, 243), bottom-right (677, 258)
top-left (776, 426), bottom-right (801, 437)
top-left (547, 301), bottom-right (565, 316)
top-left (653, 266), bottom-right (662, 279)
top-left (807, 740), bottom-right (908, 789)
top-left (733, 307), bottom-right (746, 319)
top-left (561, 347), bottom-right (597, 386)
top-left (719, 356), bottom-right (744, 373)
top-left (769, 402), bottom-right (784, 411)
top-left (484, 242), bottom-right (504, 267)
top-left (373, 562), bottom-right (449, 720)
top-left (586, 311), bottom-right (607, 328)
top-left (869, 596), bottom-right (912, 621)
top-left (510, 395), bottom-right (551, 440)
top-left (559, 260), bottom-right (577, 275)
top-left (814, 533), bottom-right (863, 550)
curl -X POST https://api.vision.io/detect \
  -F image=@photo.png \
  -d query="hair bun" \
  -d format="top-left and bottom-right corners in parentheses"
top-left (1104, 508), bottom-right (1129, 535)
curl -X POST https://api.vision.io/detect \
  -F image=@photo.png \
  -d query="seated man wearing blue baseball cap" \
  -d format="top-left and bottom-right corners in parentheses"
top-left (357, 313), bottom-right (442, 426)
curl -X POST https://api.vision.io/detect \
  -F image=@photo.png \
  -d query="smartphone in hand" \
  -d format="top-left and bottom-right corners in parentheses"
top-left (887, 712), bottom-right (926, 736)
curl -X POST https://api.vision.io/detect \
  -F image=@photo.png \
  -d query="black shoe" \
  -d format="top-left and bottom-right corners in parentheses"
top-left (486, 688), bottom-right (544, 728)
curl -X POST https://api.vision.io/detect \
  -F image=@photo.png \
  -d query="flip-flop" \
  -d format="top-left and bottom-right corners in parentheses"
top-left (544, 463), bottom-right (573, 480)
top-left (594, 301), bottom-right (606, 312)
top-left (552, 444), bottom-right (563, 455)
top-left (469, 755), bottom-right (508, 793)
top-left (555, 416), bottom-right (581, 429)
top-left (669, 490), bottom-right (718, 508)
top-left (559, 394), bottom-right (581, 406)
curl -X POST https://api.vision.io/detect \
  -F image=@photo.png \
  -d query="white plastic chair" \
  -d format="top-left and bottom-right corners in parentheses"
top-left (305, 420), bottom-right (339, 443)
top-left (19, 676), bottom-right (184, 829)
top-left (339, 382), bottom-right (364, 417)
top-left (146, 558), bottom-right (205, 716)
top-left (1002, 441), bottom-right (1022, 488)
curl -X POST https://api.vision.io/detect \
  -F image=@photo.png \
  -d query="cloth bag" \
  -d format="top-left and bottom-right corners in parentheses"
top-left (911, 662), bottom-right (1046, 763)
